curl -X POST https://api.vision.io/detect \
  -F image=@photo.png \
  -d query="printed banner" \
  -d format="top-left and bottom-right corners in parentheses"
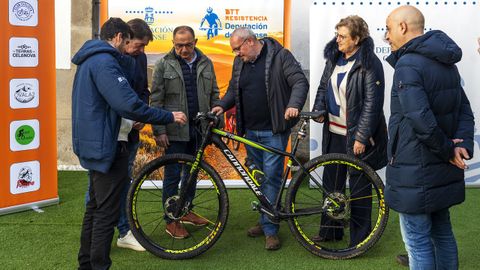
top-left (104, 0), bottom-right (289, 182)
top-left (309, 0), bottom-right (480, 186)
top-left (1, 0), bottom-right (58, 214)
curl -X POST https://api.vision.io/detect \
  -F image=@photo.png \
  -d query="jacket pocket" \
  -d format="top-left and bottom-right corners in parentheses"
top-left (201, 71), bottom-right (213, 94)
top-left (163, 72), bottom-right (181, 94)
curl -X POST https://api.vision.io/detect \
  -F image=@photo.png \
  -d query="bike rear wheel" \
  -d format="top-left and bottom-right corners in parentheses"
top-left (127, 154), bottom-right (229, 259)
top-left (285, 153), bottom-right (388, 259)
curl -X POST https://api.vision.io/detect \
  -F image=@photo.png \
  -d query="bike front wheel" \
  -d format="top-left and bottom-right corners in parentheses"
top-left (285, 153), bottom-right (389, 259)
top-left (127, 154), bottom-right (229, 259)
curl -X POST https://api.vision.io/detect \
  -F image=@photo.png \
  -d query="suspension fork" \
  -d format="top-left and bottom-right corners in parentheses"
top-left (173, 122), bottom-right (213, 218)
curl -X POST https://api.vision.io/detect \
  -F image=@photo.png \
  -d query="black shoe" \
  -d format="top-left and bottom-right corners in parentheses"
top-left (396, 254), bottom-right (409, 267)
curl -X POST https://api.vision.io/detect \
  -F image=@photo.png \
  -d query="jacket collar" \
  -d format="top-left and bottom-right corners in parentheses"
top-left (323, 36), bottom-right (376, 69)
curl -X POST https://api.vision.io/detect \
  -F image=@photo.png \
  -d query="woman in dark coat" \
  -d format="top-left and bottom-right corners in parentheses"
top-left (312, 15), bottom-right (388, 245)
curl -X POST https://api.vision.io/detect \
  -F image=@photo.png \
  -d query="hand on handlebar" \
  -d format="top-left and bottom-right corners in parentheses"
top-left (211, 106), bottom-right (224, 116)
top-left (285, 107), bottom-right (299, 120)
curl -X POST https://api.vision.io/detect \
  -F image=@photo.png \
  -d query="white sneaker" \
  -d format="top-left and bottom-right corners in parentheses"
top-left (117, 230), bottom-right (146, 251)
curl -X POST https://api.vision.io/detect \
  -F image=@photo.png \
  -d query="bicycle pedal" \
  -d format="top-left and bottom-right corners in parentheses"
top-left (251, 201), bottom-right (259, 211)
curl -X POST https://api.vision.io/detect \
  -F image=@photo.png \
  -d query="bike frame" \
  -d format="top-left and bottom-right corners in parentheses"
top-left (175, 118), bottom-right (336, 220)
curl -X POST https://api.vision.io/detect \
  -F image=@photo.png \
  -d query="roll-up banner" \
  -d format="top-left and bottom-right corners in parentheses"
top-left (0, 0), bottom-right (58, 215)
top-left (100, 0), bottom-right (291, 185)
top-left (309, 1), bottom-right (480, 186)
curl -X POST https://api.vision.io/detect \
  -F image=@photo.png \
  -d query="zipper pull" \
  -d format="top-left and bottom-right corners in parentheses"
top-left (389, 156), bottom-right (395, 165)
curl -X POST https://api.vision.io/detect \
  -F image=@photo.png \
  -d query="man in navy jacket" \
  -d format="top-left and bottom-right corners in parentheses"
top-left (72, 18), bottom-right (186, 270)
top-left (385, 6), bottom-right (474, 269)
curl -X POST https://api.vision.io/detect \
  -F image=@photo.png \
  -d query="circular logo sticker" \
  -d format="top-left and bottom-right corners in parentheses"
top-left (13, 1), bottom-right (34, 22)
top-left (14, 83), bottom-right (35, 103)
top-left (15, 125), bottom-right (35, 145)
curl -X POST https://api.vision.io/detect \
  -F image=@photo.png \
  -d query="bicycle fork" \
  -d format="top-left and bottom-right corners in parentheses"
top-left (173, 123), bottom-right (213, 219)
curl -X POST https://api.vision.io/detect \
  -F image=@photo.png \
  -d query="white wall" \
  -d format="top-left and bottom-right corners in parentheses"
top-left (55, 0), bottom-right (71, 69)
top-left (291, 1), bottom-right (309, 69)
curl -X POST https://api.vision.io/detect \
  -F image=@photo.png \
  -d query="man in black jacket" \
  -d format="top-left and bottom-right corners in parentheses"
top-left (116, 18), bottom-right (153, 251)
top-left (385, 6), bottom-right (474, 269)
top-left (212, 27), bottom-right (308, 250)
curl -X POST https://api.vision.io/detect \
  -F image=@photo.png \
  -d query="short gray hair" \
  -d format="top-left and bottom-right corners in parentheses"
top-left (231, 27), bottom-right (256, 40)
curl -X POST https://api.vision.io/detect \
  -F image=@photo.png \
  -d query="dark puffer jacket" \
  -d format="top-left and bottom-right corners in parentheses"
top-left (385, 30), bottom-right (475, 214)
top-left (313, 37), bottom-right (388, 170)
top-left (215, 37), bottom-right (309, 135)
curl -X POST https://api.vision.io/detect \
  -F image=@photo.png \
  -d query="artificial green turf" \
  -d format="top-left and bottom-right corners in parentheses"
top-left (0, 171), bottom-right (479, 269)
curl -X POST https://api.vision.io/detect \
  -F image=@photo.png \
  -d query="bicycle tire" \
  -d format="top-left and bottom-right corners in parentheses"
top-left (285, 153), bottom-right (389, 259)
top-left (127, 154), bottom-right (229, 259)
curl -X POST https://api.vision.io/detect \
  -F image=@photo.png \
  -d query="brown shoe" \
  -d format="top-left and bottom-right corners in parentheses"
top-left (265, 235), bottom-right (281, 250)
top-left (396, 254), bottom-right (409, 267)
top-left (247, 223), bottom-right (264, 237)
top-left (165, 221), bottom-right (189, 239)
top-left (180, 211), bottom-right (209, 226)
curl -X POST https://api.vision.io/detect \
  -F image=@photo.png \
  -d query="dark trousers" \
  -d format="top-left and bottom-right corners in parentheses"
top-left (162, 129), bottom-right (200, 222)
top-left (78, 142), bottom-right (130, 270)
top-left (320, 133), bottom-right (372, 245)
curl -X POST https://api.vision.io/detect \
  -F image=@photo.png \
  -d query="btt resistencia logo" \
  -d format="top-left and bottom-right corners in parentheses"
top-left (199, 7), bottom-right (222, 40)
top-left (12, 1), bottom-right (34, 21)
top-left (15, 125), bottom-right (35, 145)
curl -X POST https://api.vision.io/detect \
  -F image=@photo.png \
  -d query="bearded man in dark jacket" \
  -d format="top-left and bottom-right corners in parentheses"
top-left (212, 27), bottom-right (309, 250)
top-left (385, 6), bottom-right (474, 269)
top-left (72, 18), bottom-right (186, 269)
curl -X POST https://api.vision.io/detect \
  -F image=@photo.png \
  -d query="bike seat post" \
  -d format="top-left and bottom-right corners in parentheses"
top-left (290, 118), bottom-right (308, 157)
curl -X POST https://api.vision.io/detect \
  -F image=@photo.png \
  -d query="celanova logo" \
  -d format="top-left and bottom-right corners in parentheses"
top-left (12, 43), bottom-right (36, 58)
top-left (12, 1), bottom-right (34, 22)
top-left (14, 82), bottom-right (35, 103)
top-left (15, 125), bottom-right (35, 145)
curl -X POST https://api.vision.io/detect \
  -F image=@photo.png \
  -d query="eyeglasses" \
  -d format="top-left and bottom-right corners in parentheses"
top-left (231, 39), bottom-right (248, 54)
top-left (334, 32), bottom-right (348, 41)
top-left (173, 42), bottom-right (195, 50)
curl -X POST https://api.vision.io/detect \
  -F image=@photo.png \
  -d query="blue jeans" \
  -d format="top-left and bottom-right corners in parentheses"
top-left (162, 132), bottom-right (200, 222)
top-left (245, 129), bottom-right (290, 236)
top-left (399, 208), bottom-right (458, 270)
top-left (85, 140), bottom-right (139, 237)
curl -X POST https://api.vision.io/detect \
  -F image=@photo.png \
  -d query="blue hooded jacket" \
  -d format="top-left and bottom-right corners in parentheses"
top-left (385, 31), bottom-right (474, 214)
top-left (71, 40), bottom-right (174, 173)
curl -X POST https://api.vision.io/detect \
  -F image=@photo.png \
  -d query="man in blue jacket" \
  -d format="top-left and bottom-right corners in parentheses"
top-left (72, 18), bottom-right (186, 270)
top-left (385, 6), bottom-right (474, 270)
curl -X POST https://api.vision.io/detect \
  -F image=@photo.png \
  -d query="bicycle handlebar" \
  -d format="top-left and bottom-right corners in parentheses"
top-left (194, 111), bottom-right (324, 131)
top-left (194, 112), bottom-right (221, 127)
top-left (299, 111), bottom-right (325, 119)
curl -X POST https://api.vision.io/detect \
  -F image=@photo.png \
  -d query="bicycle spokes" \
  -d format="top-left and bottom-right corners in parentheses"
top-left (128, 155), bottom-right (228, 259)
top-left (286, 153), bottom-right (388, 259)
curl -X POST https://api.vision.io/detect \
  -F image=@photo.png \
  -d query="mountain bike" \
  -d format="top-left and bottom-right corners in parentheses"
top-left (127, 112), bottom-right (389, 260)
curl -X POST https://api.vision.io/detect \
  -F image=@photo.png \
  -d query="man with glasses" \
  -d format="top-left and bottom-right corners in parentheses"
top-left (212, 27), bottom-right (309, 250)
top-left (150, 25), bottom-right (220, 239)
